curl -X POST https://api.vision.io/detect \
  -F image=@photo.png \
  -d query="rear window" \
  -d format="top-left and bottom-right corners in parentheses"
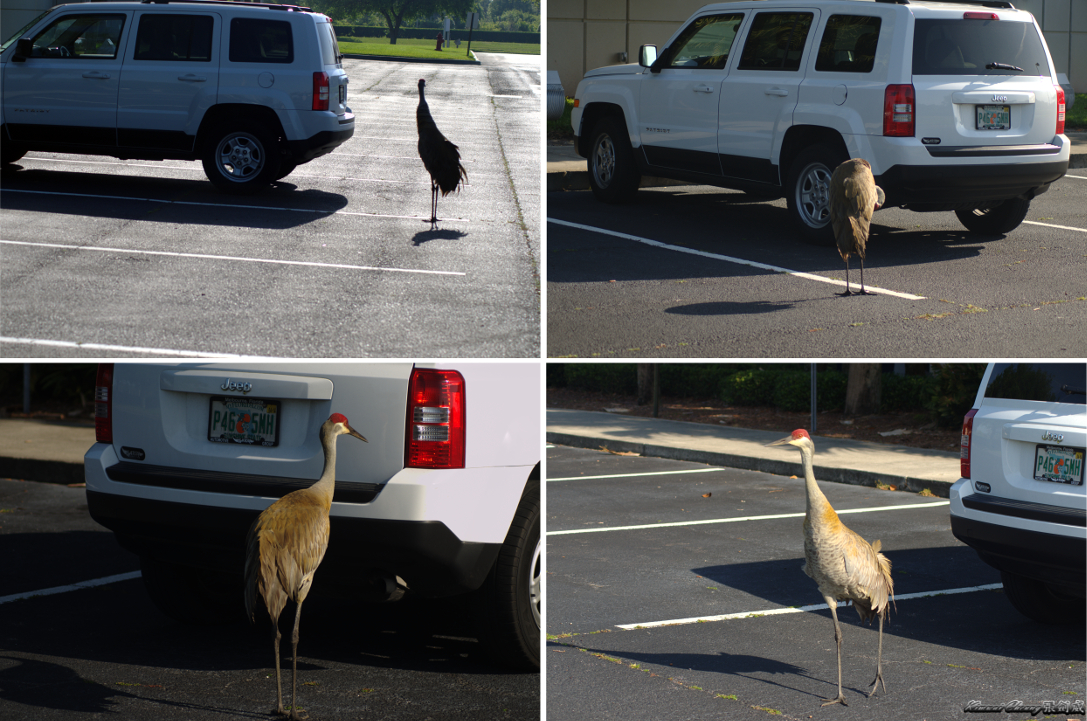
top-left (317, 20), bottom-right (340, 65)
top-left (229, 18), bottom-right (293, 64)
top-left (984, 364), bottom-right (1086, 404)
top-left (815, 15), bottom-right (880, 73)
top-left (912, 18), bottom-right (1051, 76)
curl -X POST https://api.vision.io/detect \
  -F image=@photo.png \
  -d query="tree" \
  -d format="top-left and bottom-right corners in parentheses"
top-left (318, 0), bottom-right (475, 44)
top-left (845, 363), bottom-right (881, 416)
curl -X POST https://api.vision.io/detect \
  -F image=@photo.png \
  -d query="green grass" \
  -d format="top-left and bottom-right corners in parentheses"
top-left (338, 36), bottom-right (538, 58)
top-left (548, 97), bottom-right (574, 141)
top-left (1066, 93), bottom-right (1086, 130)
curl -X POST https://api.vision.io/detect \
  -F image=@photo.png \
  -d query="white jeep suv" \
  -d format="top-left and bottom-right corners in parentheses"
top-left (84, 362), bottom-right (541, 670)
top-left (1, 0), bottom-right (354, 193)
top-left (570, 0), bottom-right (1069, 242)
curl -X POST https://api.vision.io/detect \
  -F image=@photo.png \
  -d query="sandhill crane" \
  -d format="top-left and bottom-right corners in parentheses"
top-left (829, 158), bottom-right (885, 296)
top-left (244, 413), bottom-right (367, 719)
top-left (417, 78), bottom-right (467, 228)
top-left (768, 429), bottom-right (894, 706)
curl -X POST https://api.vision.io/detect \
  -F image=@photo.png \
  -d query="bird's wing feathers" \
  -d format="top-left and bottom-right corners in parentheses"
top-left (840, 526), bottom-right (894, 620)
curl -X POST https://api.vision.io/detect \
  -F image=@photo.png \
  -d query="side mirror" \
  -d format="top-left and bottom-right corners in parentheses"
top-left (13, 37), bottom-right (32, 62)
top-left (639, 44), bottom-right (657, 69)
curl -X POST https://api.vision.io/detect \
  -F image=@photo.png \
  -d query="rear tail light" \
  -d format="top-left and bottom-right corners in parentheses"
top-left (960, 409), bottom-right (977, 479)
top-left (95, 363), bottom-right (115, 444)
top-left (405, 368), bottom-right (465, 469)
top-left (1055, 85), bottom-right (1066, 135)
top-left (313, 72), bottom-right (329, 111)
top-left (883, 84), bottom-right (915, 137)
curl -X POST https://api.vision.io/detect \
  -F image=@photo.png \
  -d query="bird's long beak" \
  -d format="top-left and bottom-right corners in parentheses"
top-left (346, 424), bottom-right (368, 443)
top-left (767, 434), bottom-right (794, 447)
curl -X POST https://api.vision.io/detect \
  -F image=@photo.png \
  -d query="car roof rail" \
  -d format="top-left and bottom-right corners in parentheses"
top-left (139, 0), bottom-right (314, 11)
top-left (874, 0), bottom-right (1016, 8)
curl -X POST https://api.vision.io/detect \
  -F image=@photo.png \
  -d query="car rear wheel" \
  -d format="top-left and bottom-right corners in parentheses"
top-left (140, 556), bottom-right (243, 625)
top-left (786, 145), bottom-right (847, 246)
top-left (202, 125), bottom-right (281, 194)
top-left (955, 198), bottom-right (1030, 235)
top-left (1000, 570), bottom-right (1086, 625)
top-left (472, 479), bottom-right (540, 670)
top-left (587, 117), bottom-right (640, 204)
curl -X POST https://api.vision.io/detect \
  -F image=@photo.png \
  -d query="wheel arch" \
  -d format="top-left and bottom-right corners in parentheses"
top-left (576, 102), bottom-right (631, 159)
top-left (778, 125), bottom-right (849, 184)
top-left (196, 105), bottom-right (287, 153)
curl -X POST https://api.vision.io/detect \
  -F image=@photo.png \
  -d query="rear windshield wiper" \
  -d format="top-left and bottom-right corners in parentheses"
top-left (986, 62), bottom-right (1022, 72)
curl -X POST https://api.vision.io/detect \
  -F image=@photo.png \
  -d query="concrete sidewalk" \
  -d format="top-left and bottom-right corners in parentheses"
top-left (547, 408), bottom-right (960, 497)
top-left (548, 131), bottom-right (1087, 192)
top-left (0, 418), bottom-right (95, 485)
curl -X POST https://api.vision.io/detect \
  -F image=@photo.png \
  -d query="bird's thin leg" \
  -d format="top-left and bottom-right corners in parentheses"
top-left (431, 181), bottom-right (439, 226)
top-left (837, 259), bottom-right (854, 297)
top-left (821, 597), bottom-right (848, 707)
top-left (867, 614), bottom-right (886, 697)
top-left (273, 620), bottom-right (284, 716)
top-left (289, 601), bottom-right (303, 720)
top-left (857, 258), bottom-right (874, 295)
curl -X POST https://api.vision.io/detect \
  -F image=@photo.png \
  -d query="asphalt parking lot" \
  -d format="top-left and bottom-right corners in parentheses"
top-left (1, 53), bottom-right (540, 359)
top-left (0, 477), bottom-right (540, 720)
top-left (546, 171), bottom-right (1087, 358)
top-left (545, 445), bottom-right (1086, 721)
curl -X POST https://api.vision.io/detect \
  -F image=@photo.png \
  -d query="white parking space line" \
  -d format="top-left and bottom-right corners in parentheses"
top-left (548, 468), bottom-right (728, 482)
top-left (1023, 220), bottom-right (1087, 232)
top-left (1064, 174), bottom-right (1087, 180)
top-left (548, 218), bottom-right (926, 300)
top-left (1, 240), bottom-right (466, 277)
top-left (0, 571), bottom-right (142, 606)
top-left (1, 189), bottom-right (470, 224)
top-left (615, 582), bottom-right (1002, 629)
top-left (0, 336), bottom-right (280, 358)
top-left (547, 500), bottom-right (950, 536)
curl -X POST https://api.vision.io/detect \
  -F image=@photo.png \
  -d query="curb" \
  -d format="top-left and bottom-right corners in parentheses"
top-left (342, 53), bottom-right (480, 65)
top-left (0, 457), bottom-right (84, 486)
top-left (546, 431), bottom-right (954, 498)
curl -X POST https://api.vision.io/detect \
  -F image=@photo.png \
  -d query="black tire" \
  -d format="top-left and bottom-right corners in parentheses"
top-left (1, 142), bottom-right (27, 165)
top-left (955, 198), bottom-right (1030, 235)
top-left (1000, 570), bottom-right (1086, 625)
top-left (786, 144), bottom-right (847, 246)
top-left (587, 116), bottom-right (640, 204)
top-left (201, 125), bottom-right (281, 194)
top-left (140, 556), bottom-right (243, 625)
top-left (472, 479), bottom-right (540, 671)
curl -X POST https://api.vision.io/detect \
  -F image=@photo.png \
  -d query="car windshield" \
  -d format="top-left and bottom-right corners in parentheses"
top-left (984, 364), bottom-right (1087, 404)
top-left (912, 18), bottom-right (1051, 76)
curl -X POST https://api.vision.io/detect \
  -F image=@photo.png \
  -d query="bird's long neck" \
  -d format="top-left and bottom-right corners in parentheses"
top-left (311, 430), bottom-right (338, 509)
top-left (800, 444), bottom-right (840, 530)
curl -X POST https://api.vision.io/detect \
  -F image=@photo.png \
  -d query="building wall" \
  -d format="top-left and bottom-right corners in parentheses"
top-left (2, 0), bottom-right (61, 45)
top-left (548, 0), bottom-right (1083, 97)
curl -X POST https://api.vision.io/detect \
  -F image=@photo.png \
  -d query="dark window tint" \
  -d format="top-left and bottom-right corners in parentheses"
top-left (984, 364), bottom-right (1086, 404)
top-left (229, 18), bottom-right (293, 64)
top-left (912, 19), bottom-right (1051, 76)
top-left (660, 13), bottom-right (744, 70)
top-left (135, 15), bottom-right (213, 61)
top-left (30, 14), bottom-right (126, 59)
top-left (815, 15), bottom-right (880, 73)
top-left (737, 12), bottom-right (813, 71)
top-left (317, 21), bottom-right (340, 65)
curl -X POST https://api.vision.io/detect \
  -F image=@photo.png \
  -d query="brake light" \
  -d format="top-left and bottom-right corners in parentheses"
top-left (95, 363), bottom-right (115, 444)
top-left (1055, 85), bottom-right (1066, 135)
top-left (964, 12), bottom-right (998, 20)
top-left (884, 84), bottom-right (915, 137)
top-left (960, 409), bottom-right (977, 479)
top-left (405, 368), bottom-right (465, 469)
top-left (312, 72), bottom-right (329, 111)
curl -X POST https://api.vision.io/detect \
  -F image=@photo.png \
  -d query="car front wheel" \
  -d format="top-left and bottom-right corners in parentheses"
top-left (202, 125), bottom-right (281, 194)
top-left (587, 117), bottom-right (640, 204)
top-left (1000, 570), bottom-right (1085, 625)
top-left (955, 197), bottom-right (1030, 235)
top-left (786, 144), bottom-right (846, 246)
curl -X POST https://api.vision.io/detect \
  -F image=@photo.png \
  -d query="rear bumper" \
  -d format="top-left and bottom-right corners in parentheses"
top-left (285, 112), bottom-right (354, 164)
top-left (877, 158), bottom-right (1068, 207)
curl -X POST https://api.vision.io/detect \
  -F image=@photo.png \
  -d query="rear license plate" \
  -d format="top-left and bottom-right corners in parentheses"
top-left (976, 104), bottom-right (1010, 130)
top-left (1034, 444), bottom-right (1084, 485)
top-left (208, 397), bottom-right (280, 446)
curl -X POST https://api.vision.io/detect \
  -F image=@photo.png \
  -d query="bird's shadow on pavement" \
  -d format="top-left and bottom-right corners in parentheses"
top-left (412, 227), bottom-right (468, 245)
top-left (666, 300), bottom-right (795, 316)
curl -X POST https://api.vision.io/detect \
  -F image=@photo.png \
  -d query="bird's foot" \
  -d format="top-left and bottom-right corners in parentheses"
top-left (821, 693), bottom-right (848, 707)
top-left (857, 288), bottom-right (875, 296)
top-left (837, 289), bottom-right (856, 297)
top-left (867, 671), bottom-right (886, 698)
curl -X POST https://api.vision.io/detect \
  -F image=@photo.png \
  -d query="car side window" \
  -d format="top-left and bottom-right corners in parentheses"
top-left (737, 12), bottom-right (814, 71)
top-left (660, 13), bottom-right (745, 71)
top-left (229, 18), bottom-right (293, 64)
top-left (29, 14), bottom-right (126, 59)
top-left (134, 15), bottom-right (213, 61)
top-left (815, 15), bottom-right (881, 73)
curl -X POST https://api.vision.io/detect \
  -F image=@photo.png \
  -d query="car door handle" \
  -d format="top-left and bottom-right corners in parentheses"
top-left (693, 85), bottom-right (714, 94)
top-left (178, 74), bottom-right (206, 82)
top-left (82, 71), bottom-right (111, 80)
top-left (765, 87), bottom-right (789, 97)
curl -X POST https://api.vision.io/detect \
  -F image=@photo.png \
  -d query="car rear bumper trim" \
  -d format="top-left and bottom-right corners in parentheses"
top-left (961, 493), bottom-right (1087, 528)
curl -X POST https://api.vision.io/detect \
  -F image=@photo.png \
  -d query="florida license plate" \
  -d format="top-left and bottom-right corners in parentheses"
top-left (1034, 444), bottom-right (1084, 485)
top-left (977, 104), bottom-right (1010, 130)
top-left (208, 397), bottom-right (280, 446)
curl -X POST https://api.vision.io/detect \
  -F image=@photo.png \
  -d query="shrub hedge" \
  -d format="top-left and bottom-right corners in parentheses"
top-left (335, 26), bottom-right (539, 43)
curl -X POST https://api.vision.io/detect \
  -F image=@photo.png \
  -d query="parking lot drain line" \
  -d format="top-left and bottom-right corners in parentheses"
top-left (547, 500), bottom-right (950, 535)
top-left (615, 583), bottom-right (1002, 629)
top-left (0, 336), bottom-right (279, 358)
top-left (0, 571), bottom-right (141, 605)
top-left (1, 240), bottom-right (466, 277)
top-left (547, 218), bottom-right (927, 300)
top-left (549, 468), bottom-right (729, 482)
